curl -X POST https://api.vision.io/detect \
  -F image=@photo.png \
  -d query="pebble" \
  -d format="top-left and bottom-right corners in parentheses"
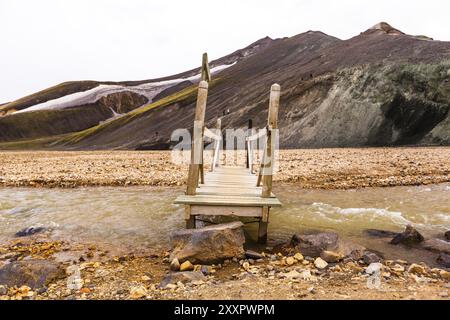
top-left (0, 285), bottom-right (7, 296)
top-left (179, 260), bottom-right (194, 272)
top-left (294, 253), bottom-right (304, 262)
top-left (408, 264), bottom-right (426, 275)
top-left (170, 258), bottom-right (180, 271)
top-left (286, 257), bottom-right (295, 266)
top-left (314, 257), bottom-right (328, 269)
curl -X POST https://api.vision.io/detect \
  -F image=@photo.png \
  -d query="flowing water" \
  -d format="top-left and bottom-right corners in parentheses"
top-left (0, 184), bottom-right (449, 264)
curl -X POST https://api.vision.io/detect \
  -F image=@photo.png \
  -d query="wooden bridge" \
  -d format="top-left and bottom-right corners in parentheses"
top-left (175, 54), bottom-right (282, 243)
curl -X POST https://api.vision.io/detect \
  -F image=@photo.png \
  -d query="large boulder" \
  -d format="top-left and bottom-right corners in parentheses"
top-left (290, 232), bottom-right (365, 260)
top-left (291, 232), bottom-right (339, 257)
top-left (390, 225), bottom-right (424, 246)
top-left (437, 253), bottom-right (450, 268)
top-left (0, 259), bottom-right (64, 289)
top-left (170, 222), bottom-right (245, 264)
top-left (422, 239), bottom-right (450, 254)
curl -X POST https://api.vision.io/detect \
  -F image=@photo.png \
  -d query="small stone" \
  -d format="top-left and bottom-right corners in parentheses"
top-left (200, 265), bottom-right (210, 276)
top-left (129, 286), bottom-right (147, 299)
top-left (283, 270), bottom-right (301, 279)
top-left (320, 250), bottom-right (343, 263)
top-left (0, 285), bottom-right (7, 295)
top-left (179, 260), bottom-right (194, 272)
top-left (165, 283), bottom-right (177, 290)
top-left (366, 263), bottom-right (383, 275)
top-left (286, 257), bottom-right (295, 266)
top-left (245, 250), bottom-right (263, 260)
top-left (141, 275), bottom-right (151, 281)
top-left (242, 262), bottom-right (250, 270)
top-left (294, 253), bottom-right (304, 261)
top-left (391, 264), bottom-right (405, 273)
top-left (362, 251), bottom-right (382, 264)
top-left (439, 270), bottom-right (450, 280)
top-left (314, 257), bottom-right (328, 269)
top-left (80, 287), bottom-right (91, 294)
top-left (170, 258), bottom-right (180, 271)
top-left (407, 264), bottom-right (426, 275)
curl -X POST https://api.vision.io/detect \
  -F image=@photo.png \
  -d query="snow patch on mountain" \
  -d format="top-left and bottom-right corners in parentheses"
top-left (15, 62), bottom-right (236, 114)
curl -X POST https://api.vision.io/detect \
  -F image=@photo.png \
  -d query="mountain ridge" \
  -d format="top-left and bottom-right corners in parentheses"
top-left (0, 22), bottom-right (449, 149)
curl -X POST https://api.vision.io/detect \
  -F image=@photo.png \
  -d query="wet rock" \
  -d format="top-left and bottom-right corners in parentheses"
top-left (437, 253), bottom-right (450, 268)
top-left (390, 225), bottom-right (424, 246)
top-left (179, 260), bottom-right (194, 272)
top-left (422, 239), bottom-right (450, 254)
top-left (245, 250), bottom-right (263, 260)
top-left (314, 257), bottom-right (328, 269)
top-left (0, 259), bottom-right (64, 289)
top-left (320, 250), bottom-right (343, 263)
top-left (170, 258), bottom-right (180, 271)
top-left (291, 232), bottom-right (339, 257)
top-left (159, 271), bottom-right (206, 289)
top-left (364, 229), bottom-right (399, 238)
top-left (15, 226), bottom-right (46, 237)
top-left (445, 231), bottom-right (450, 241)
top-left (362, 251), bottom-right (383, 265)
top-left (170, 222), bottom-right (245, 264)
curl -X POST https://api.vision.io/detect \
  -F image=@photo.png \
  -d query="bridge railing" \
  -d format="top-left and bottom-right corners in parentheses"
top-left (185, 54), bottom-right (280, 198)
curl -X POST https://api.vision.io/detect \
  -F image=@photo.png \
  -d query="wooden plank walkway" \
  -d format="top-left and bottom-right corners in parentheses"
top-left (173, 53), bottom-right (282, 243)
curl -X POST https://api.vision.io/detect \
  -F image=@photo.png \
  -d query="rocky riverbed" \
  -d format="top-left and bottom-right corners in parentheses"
top-left (0, 147), bottom-right (449, 189)
top-left (0, 228), bottom-right (448, 300)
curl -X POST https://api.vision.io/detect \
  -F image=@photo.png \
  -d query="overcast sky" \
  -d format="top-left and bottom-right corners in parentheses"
top-left (1, 0), bottom-right (449, 102)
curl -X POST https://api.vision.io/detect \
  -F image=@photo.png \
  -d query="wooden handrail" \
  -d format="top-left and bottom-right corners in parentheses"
top-left (186, 80), bottom-right (209, 195)
top-left (204, 127), bottom-right (222, 141)
top-left (261, 84), bottom-right (281, 197)
top-left (246, 127), bottom-right (267, 142)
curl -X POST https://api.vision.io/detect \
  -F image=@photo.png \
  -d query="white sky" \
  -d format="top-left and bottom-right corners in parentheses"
top-left (1, 0), bottom-right (449, 102)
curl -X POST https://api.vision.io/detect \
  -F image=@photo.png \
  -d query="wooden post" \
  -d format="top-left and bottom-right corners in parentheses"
top-left (186, 80), bottom-right (208, 195)
top-left (258, 206), bottom-right (269, 243)
top-left (246, 119), bottom-right (253, 169)
top-left (262, 84), bottom-right (280, 198)
top-left (201, 53), bottom-right (211, 82)
top-left (210, 118), bottom-right (221, 171)
top-left (185, 206), bottom-right (195, 229)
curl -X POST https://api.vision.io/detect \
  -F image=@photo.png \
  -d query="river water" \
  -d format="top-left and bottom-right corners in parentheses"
top-left (0, 184), bottom-right (449, 264)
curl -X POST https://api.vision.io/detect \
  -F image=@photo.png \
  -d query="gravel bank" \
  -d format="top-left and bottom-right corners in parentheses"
top-left (0, 147), bottom-right (449, 189)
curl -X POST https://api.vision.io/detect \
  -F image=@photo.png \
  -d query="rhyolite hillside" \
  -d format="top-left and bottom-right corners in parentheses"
top-left (0, 22), bottom-right (449, 150)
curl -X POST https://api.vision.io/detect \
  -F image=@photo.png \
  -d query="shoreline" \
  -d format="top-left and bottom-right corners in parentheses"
top-left (0, 148), bottom-right (449, 189)
top-left (0, 236), bottom-right (448, 300)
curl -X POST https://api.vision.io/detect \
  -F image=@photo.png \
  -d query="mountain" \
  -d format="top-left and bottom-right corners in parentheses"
top-left (0, 22), bottom-right (449, 149)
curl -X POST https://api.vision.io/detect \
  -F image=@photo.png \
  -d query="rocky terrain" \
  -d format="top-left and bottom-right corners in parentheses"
top-left (0, 223), bottom-right (448, 300)
top-left (0, 148), bottom-right (448, 188)
top-left (0, 22), bottom-right (449, 149)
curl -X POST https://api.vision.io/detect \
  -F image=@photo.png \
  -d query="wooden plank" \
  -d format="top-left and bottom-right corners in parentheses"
top-left (175, 194), bottom-right (282, 207)
top-left (196, 186), bottom-right (276, 198)
top-left (191, 205), bottom-right (261, 217)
